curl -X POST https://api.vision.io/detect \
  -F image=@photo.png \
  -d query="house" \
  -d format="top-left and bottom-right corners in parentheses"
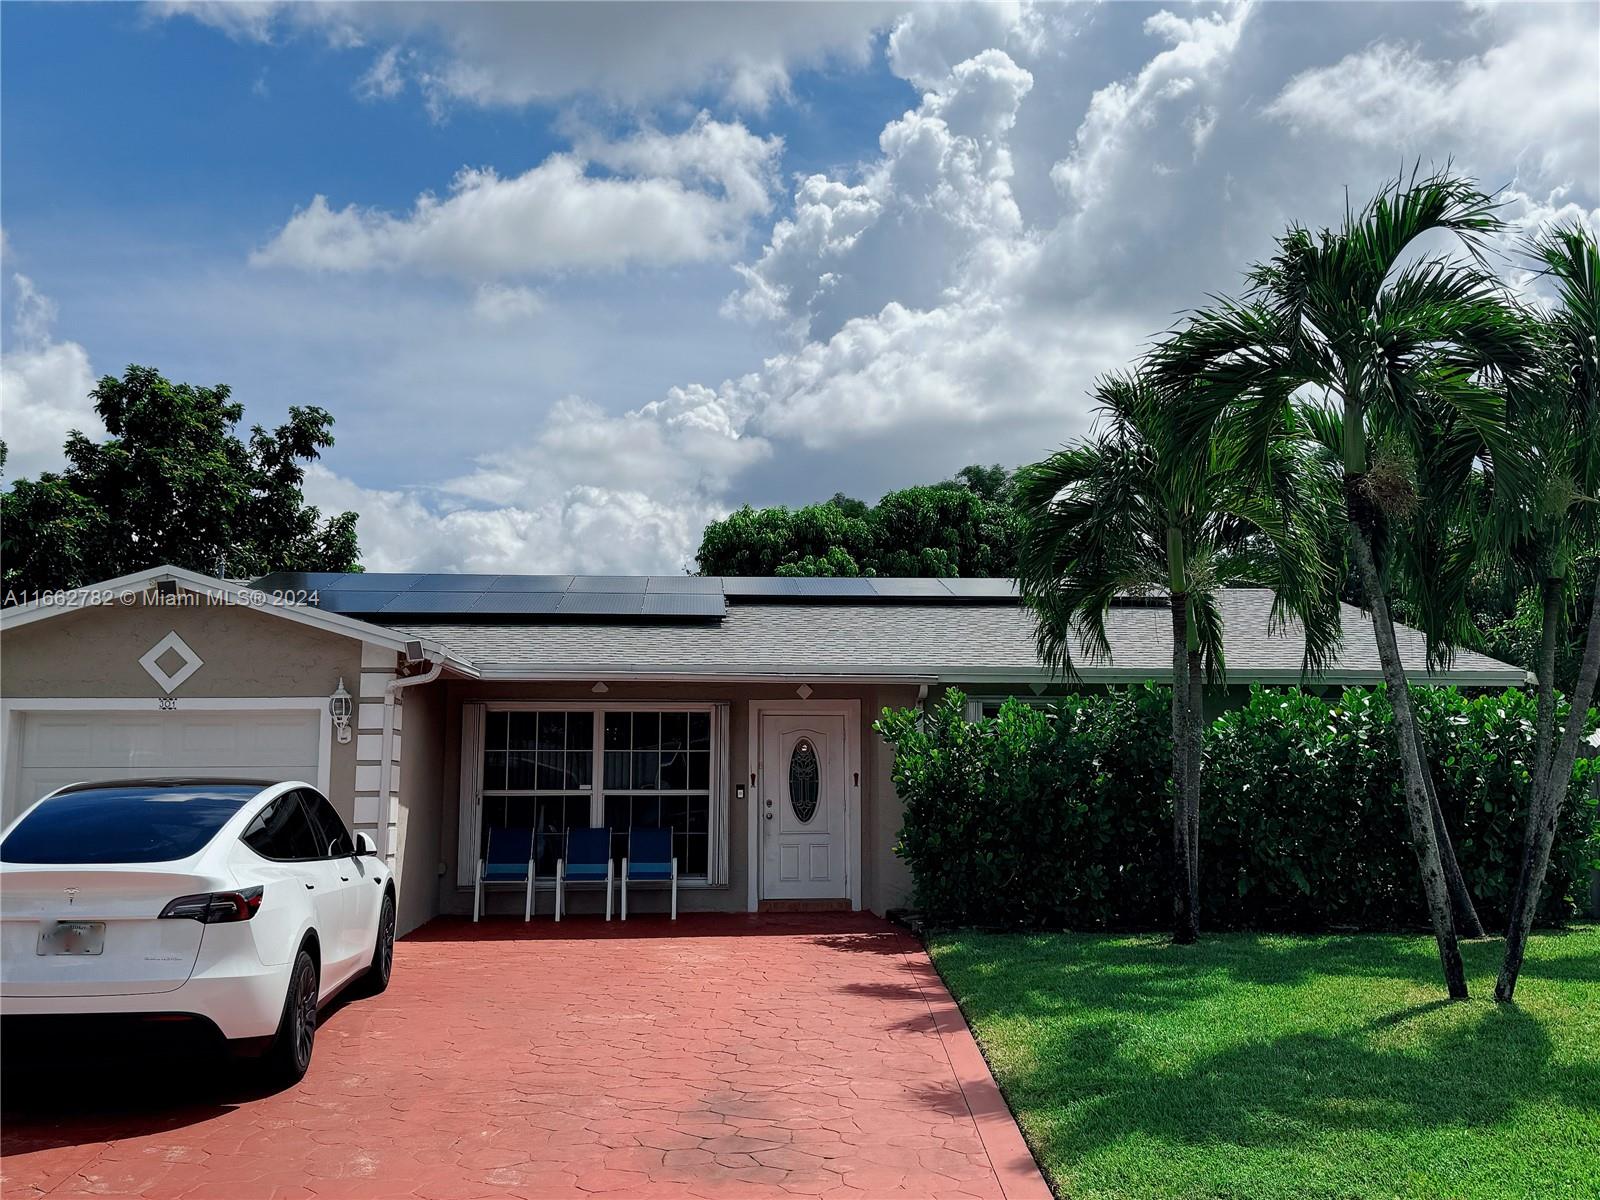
top-left (0, 566), bottom-right (1524, 934)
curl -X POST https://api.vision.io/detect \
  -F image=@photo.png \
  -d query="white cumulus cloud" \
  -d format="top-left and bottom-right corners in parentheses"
top-left (306, 383), bottom-right (769, 574)
top-left (727, 48), bottom-right (1034, 341)
top-left (0, 272), bottom-right (100, 481)
top-left (153, 0), bottom-right (900, 113)
top-left (1265, 5), bottom-right (1599, 189)
top-left (253, 114), bottom-right (781, 278)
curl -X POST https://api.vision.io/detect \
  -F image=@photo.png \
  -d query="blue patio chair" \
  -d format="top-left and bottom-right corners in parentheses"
top-left (620, 827), bottom-right (678, 921)
top-left (474, 826), bottom-right (536, 923)
top-left (555, 827), bottom-right (614, 922)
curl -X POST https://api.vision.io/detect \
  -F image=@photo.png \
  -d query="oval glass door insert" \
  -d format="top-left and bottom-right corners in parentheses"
top-left (789, 740), bottom-right (820, 823)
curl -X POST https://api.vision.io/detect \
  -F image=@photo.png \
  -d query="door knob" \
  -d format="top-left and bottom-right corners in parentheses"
top-left (765, 812), bottom-right (773, 820)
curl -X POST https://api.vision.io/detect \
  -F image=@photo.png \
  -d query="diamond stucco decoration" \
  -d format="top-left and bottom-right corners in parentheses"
top-left (139, 631), bottom-right (204, 694)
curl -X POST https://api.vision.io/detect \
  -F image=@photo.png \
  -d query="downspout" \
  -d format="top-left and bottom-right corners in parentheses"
top-left (377, 657), bottom-right (444, 865)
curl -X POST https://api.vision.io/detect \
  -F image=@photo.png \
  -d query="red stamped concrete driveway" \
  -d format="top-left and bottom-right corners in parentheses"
top-left (2, 913), bottom-right (1049, 1200)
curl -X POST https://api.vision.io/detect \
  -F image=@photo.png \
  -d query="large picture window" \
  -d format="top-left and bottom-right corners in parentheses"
top-left (467, 703), bottom-right (725, 886)
top-left (603, 711), bottom-right (711, 878)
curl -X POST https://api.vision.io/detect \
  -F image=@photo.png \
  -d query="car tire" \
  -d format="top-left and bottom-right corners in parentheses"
top-left (361, 891), bottom-right (396, 996)
top-left (262, 947), bottom-right (319, 1087)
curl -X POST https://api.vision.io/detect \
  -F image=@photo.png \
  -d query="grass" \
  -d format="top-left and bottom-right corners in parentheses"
top-left (928, 925), bottom-right (1600, 1200)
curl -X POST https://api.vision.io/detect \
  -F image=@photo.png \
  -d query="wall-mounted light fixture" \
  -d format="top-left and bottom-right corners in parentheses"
top-left (329, 678), bottom-right (353, 744)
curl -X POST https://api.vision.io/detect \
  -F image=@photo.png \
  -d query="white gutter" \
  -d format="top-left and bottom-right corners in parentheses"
top-left (376, 656), bottom-right (444, 864)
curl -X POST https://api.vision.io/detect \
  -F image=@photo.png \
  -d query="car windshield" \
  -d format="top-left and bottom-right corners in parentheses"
top-left (1, 785), bottom-right (259, 864)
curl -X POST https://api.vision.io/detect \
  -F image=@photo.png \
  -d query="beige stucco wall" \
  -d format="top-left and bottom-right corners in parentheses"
top-left (394, 681), bottom-right (445, 937)
top-left (864, 684), bottom-right (921, 914)
top-left (433, 679), bottom-right (925, 922)
top-left (1, 600), bottom-right (364, 827)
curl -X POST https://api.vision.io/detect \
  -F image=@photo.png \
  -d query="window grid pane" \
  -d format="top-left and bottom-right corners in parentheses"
top-left (603, 791), bottom-right (710, 879)
top-left (484, 707), bottom-right (715, 882)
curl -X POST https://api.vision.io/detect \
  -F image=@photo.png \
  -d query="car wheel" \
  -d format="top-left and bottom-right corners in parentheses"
top-left (263, 947), bottom-right (319, 1086)
top-left (362, 892), bottom-right (396, 995)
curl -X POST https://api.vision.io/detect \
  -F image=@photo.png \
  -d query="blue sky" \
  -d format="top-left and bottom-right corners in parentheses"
top-left (3, 2), bottom-right (1596, 573)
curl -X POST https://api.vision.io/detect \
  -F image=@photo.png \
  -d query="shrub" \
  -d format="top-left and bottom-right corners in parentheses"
top-left (877, 685), bottom-right (1598, 931)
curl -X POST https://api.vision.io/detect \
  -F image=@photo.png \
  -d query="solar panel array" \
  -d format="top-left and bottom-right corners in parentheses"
top-left (252, 571), bottom-right (1019, 620)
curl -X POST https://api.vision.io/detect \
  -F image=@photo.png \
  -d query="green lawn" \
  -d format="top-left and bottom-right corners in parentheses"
top-left (928, 926), bottom-right (1600, 1200)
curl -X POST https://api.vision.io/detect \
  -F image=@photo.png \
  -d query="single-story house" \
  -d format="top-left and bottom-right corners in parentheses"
top-left (1, 565), bottom-right (1525, 934)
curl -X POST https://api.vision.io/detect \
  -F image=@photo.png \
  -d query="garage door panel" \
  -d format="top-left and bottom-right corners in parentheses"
top-left (7, 709), bottom-right (320, 825)
top-left (173, 719), bottom-right (246, 758)
top-left (103, 720), bottom-right (165, 761)
top-left (251, 718), bottom-right (322, 761)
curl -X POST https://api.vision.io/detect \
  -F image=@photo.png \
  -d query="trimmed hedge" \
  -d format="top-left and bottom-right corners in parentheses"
top-left (877, 685), bottom-right (1599, 931)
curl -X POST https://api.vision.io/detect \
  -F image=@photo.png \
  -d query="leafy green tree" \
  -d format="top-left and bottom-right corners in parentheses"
top-left (1014, 371), bottom-right (1338, 944)
top-left (1156, 168), bottom-right (1534, 997)
top-left (2, 365), bottom-right (360, 595)
top-left (694, 467), bottom-right (1022, 577)
top-left (1494, 223), bottom-right (1600, 1001)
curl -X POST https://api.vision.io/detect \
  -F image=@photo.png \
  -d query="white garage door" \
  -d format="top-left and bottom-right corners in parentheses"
top-left (5, 709), bottom-right (320, 825)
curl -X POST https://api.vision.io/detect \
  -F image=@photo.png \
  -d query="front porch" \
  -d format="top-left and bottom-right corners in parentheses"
top-left (396, 679), bottom-right (922, 930)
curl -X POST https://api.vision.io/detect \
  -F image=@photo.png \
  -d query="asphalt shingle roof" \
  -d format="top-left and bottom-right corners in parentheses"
top-left (390, 587), bottom-right (1522, 684)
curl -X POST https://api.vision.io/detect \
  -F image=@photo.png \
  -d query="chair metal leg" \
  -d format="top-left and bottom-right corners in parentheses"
top-left (620, 858), bottom-right (628, 921)
top-left (605, 860), bottom-right (614, 922)
top-left (671, 858), bottom-right (678, 921)
top-left (473, 860), bottom-right (484, 923)
top-left (524, 861), bottom-right (534, 922)
top-left (555, 859), bottom-right (564, 922)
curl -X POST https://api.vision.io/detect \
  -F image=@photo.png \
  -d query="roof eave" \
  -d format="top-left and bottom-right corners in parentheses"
top-left (1, 564), bottom-right (479, 677)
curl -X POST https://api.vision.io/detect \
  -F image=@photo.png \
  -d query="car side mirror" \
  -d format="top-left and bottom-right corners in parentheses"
top-left (354, 831), bottom-right (379, 857)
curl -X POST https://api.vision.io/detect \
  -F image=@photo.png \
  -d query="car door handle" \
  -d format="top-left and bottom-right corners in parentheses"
top-left (340, 876), bottom-right (350, 882)
top-left (304, 882), bottom-right (316, 890)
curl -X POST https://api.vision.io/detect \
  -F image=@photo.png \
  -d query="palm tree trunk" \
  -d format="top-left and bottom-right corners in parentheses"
top-left (1505, 577), bottom-right (1564, 939)
top-left (1347, 512), bottom-right (1468, 998)
top-left (1186, 648), bottom-right (1203, 913)
top-left (1497, 571), bottom-right (1600, 1002)
top-left (1532, 575), bottom-right (1563, 806)
top-left (1409, 717), bottom-right (1485, 937)
top-left (1169, 594), bottom-right (1198, 945)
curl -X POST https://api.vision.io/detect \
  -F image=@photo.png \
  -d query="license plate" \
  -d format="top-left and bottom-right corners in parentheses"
top-left (37, 921), bottom-right (106, 956)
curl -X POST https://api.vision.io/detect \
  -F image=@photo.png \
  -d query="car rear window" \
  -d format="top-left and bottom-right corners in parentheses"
top-left (1, 786), bottom-right (258, 864)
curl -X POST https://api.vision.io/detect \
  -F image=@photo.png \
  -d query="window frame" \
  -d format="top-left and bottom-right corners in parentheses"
top-left (299, 786), bottom-right (356, 859)
top-left (459, 701), bottom-right (728, 890)
top-left (240, 789), bottom-right (325, 864)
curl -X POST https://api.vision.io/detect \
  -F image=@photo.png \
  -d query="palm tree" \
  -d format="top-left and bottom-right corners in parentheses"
top-left (1154, 168), bottom-right (1533, 998)
top-left (1014, 370), bottom-right (1338, 945)
top-left (1495, 222), bottom-right (1600, 1002)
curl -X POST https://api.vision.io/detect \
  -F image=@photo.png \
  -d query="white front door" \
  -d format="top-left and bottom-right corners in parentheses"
top-left (760, 712), bottom-right (847, 900)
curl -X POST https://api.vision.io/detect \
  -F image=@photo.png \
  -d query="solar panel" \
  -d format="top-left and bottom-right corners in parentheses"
top-left (644, 576), bottom-right (725, 594)
top-left (790, 578), bottom-right (876, 596)
top-left (486, 575), bottom-right (575, 592)
top-left (641, 593), bottom-right (725, 617)
top-left (566, 576), bottom-right (649, 593)
top-left (937, 578), bottom-right (1019, 597)
top-left (406, 573), bottom-right (505, 592)
top-left (722, 577), bottom-right (876, 597)
top-left (376, 591), bottom-right (490, 615)
top-left (258, 571), bottom-right (428, 593)
top-left (866, 578), bottom-right (956, 598)
top-left (468, 592), bottom-right (565, 615)
top-left (312, 591), bottom-right (403, 613)
top-left (556, 592), bottom-right (646, 615)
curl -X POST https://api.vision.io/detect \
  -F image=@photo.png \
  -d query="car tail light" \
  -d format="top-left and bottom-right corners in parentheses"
top-left (159, 886), bottom-right (264, 923)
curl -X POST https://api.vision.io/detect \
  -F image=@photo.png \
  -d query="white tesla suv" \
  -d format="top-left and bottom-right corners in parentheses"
top-left (1, 778), bottom-right (396, 1084)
